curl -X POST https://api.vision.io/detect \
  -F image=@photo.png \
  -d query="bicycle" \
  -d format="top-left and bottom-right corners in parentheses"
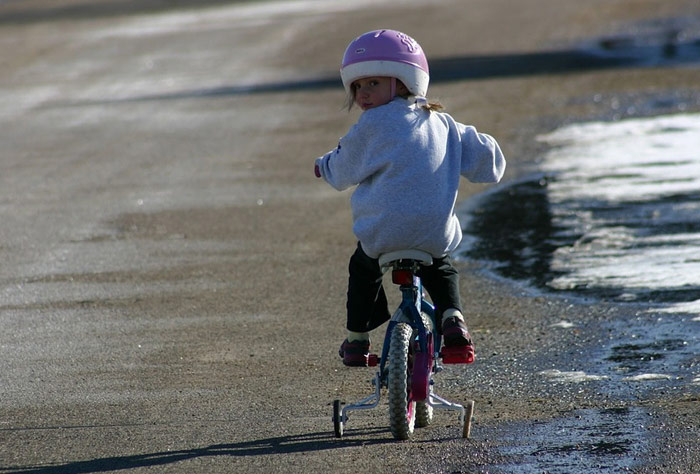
top-left (332, 249), bottom-right (475, 440)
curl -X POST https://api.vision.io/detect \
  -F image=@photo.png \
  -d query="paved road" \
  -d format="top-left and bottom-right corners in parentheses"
top-left (1, 0), bottom-right (699, 472)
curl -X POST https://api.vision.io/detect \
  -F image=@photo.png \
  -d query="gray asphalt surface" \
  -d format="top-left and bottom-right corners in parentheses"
top-left (1, 0), bottom-right (699, 473)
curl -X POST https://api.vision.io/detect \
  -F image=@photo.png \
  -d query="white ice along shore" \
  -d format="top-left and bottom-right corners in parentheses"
top-left (538, 369), bottom-right (674, 384)
top-left (536, 112), bottom-right (700, 314)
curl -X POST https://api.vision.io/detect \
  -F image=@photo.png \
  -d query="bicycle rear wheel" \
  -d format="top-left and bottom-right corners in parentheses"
top-left (387, 322), bottom-right (415, 440)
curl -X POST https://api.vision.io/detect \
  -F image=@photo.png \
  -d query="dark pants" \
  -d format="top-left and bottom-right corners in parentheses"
top-left (346, 242), bottom-right (463, 332)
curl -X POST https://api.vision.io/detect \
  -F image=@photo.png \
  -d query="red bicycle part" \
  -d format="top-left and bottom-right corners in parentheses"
top-left (410, 336), bottom-right (433, 401)
top-left (441, 345), bottom-right (475, 364)
top-left (367, 353), bottom-right (379, 367)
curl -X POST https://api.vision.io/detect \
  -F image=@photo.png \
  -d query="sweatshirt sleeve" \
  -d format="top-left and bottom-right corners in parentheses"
top-left (458, 123), bottom-right (506, 183)
top-left (314, 113), bottom-right (383, 191)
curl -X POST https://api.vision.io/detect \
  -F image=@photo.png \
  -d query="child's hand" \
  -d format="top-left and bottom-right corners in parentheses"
top-left (314, 163), bottom-right (321, 178)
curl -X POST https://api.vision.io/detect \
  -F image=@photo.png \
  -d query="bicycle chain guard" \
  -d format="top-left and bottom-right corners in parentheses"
top-left (410, 336), bottom-right (433, 401)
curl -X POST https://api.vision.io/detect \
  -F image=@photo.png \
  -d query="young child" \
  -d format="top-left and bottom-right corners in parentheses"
top-left (314, 29), bottom-right (506, 367)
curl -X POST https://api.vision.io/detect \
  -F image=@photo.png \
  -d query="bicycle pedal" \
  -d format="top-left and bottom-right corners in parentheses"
top-left (440, 346), bottom-right (475, 364)
top-left (367, 354), bottom-right (379, 367)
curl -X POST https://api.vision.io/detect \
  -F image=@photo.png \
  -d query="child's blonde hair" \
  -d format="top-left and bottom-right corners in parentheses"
top-left (344, 79), bottom-right (444, 112)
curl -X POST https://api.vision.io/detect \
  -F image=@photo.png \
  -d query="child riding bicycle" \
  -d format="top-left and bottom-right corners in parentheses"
top-left (314, 29), bottom-right (506, 367)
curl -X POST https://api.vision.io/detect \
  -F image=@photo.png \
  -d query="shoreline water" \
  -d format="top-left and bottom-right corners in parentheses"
top-left (460, 111), bottom-right (700, 314)
top-left (457, 109), bottom-right (700, 472)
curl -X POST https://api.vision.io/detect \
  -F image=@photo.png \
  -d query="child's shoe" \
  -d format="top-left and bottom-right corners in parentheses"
top-left (441, 312), bottom-right (475, 364)
top-left (442, 314), bottom-right (474, 348)
top-left (338, 339), bottom-right (371, 367)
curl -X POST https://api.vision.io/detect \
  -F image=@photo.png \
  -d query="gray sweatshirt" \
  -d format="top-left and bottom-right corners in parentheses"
top-left (316, 98), bottom-right (505, 259)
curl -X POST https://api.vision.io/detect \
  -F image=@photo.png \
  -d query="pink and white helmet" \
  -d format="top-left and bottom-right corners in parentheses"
top-left (340, 29), bottom-right (430, 98)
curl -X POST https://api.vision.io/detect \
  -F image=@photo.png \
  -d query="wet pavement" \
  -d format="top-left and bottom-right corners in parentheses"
top-left (59, 14), bottom-right (700, 103)
top-left (1, 1), bottom-right (700, 473)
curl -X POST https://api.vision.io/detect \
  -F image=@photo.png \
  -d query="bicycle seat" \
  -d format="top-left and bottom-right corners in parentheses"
top-left (378, 249), bottom-right (433, 268)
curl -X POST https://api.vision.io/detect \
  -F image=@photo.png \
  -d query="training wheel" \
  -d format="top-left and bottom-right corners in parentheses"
top-left (462, 400), bottom-right (475, 438)
top-left (333, 399), bottom-right (344, 438)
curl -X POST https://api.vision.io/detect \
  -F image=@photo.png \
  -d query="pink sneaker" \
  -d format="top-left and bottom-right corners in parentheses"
top-left (441, 317), bottom-right (475, 364)
top-left (338, 339), bottom-right (371, 367)
top-left (442, 316), bottom-right (474, 348)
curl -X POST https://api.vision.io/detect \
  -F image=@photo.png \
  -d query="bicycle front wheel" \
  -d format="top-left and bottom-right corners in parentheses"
top-left (388, 322), bottom-right (415, 440)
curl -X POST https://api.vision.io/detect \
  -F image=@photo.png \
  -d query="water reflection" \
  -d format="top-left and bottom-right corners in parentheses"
top-left (460, 113), bottom-right (700, 312)
top-left (461, 176), bottom-right (563, 289)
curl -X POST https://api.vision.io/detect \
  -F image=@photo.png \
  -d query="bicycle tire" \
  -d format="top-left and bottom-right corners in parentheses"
top-left (388, 322), bottom-right (415, 440)
top-left (333, 399), bottom-right (343, 438)
top-left (415, 401), bottom-right (433, 427)
top-left (415, 310), bottom-right (434, 428)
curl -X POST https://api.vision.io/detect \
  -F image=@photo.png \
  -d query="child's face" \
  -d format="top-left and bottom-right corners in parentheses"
top-left (352, 77), bottom-right (394, 111)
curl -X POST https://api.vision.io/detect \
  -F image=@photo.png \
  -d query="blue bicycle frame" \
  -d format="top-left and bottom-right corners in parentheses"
top-left (377, 272), bottom-right (439, 378)
top-left (334, 250), bottom-right (473, 439)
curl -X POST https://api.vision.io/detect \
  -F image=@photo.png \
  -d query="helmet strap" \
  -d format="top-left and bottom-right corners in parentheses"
top-left (390, 78), bottom-right (397, 99)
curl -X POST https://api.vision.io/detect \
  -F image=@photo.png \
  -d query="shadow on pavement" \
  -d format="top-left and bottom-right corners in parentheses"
top-left (0, 429), bottom-right (391, 474)
top-left (60, 32), bottom-right (700, 106)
